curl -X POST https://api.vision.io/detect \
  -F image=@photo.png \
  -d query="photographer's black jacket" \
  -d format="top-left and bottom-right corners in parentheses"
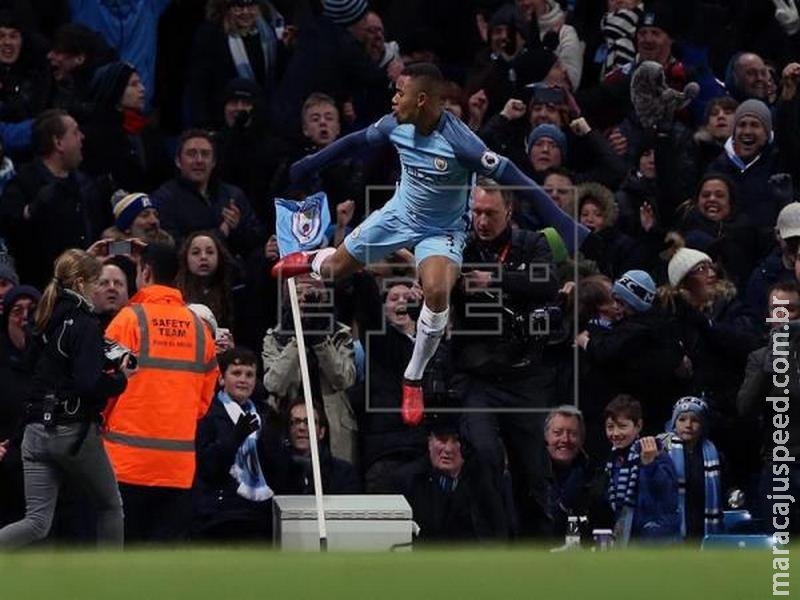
top-left (452, 227), bottom-right (559, 375)
top-left (29, 290), bottom-right (126, 414)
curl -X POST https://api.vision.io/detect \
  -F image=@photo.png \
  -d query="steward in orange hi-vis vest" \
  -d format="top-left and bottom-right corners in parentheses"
top-left (103, 284), bottom-right (217, 489)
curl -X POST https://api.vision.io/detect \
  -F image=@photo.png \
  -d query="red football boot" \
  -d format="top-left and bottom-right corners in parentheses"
top-left (270, 251), bottom-right (313, 279)
top-left (401, 379), bottom-right (425, 426)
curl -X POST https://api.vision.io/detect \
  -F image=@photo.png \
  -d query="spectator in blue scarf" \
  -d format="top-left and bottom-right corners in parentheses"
top-left (663, 396), bottom-right (723, 541)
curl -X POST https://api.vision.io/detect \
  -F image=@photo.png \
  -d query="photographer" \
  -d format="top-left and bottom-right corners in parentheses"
top-left (0, 249), bottom-right (132, 549)
top-left (451, 178), bottom-right (562, 537)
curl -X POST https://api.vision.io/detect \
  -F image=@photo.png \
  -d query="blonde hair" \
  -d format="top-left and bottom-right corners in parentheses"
top-left (35, 249), bottom-right (102, 331)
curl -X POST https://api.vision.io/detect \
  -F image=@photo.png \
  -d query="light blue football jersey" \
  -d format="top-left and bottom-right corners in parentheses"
top-left (366, 110), bottom-right (510, 230)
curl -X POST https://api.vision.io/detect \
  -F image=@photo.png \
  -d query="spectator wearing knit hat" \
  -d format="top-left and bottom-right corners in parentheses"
top-left (271, 0), bottom-right (397, 137)
top-left (576, 269), bottom-right (687, 432)
top-left (578, 1), bottom-right (693, 132)
top-left (659, 237), bottom-right (761, 481)
top-left (532, 0), bottom-right (584, 91)
top-left (527, 123), bottom-right (568, 177)
top-left (101, 190), bottom-right (174, 246)
top-left (707, 92), bottom-right (800, 231)
top-left (69, 0), bottom-right (172, 110)
top-left (662, 396), bottom-right (723, 541)
top-left (80, 61), bottom-right (171, 193)
top-left (184, 0), bottom-right (286, 129)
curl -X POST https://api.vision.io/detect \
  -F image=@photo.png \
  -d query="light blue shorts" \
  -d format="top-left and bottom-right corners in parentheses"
top-left (343, 204), bottom-right (468, 267)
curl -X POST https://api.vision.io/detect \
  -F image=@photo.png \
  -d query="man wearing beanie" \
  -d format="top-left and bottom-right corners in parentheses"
top-left (527, 123), bottom-right (568, 179)
top-left (271, 0), bottom-right (401, 137)
top-left (103, 190), bottom-right (173, 246)
top-left (576, 268), bottom-right (687, 431)
top-left (707, 96), bottom-right (796, 229)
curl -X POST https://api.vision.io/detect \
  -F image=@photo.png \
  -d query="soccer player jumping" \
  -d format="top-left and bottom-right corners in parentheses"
top-left (272, 63), bottom-right (590, 426)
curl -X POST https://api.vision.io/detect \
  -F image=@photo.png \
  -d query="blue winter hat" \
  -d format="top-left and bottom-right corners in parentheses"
top-left (526, 123), bottom-right (567, 157)
top-left (323, 0), bottom-right (368, 26)
top-left (112, 192), bottom-right (157, 233)
top-left (612, 269), bottom-right (656, 313)
top-left (670, 396), bottom-right (708, 431)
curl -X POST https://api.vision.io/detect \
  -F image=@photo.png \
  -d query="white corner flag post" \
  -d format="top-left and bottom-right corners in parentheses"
top-left (286, 276), bottom-right (328, 551)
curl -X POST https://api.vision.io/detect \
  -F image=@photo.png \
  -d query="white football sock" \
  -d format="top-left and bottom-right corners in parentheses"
top-left (403, 303), bottom-right (448, 381)
top-left (311, 247), bottom-right (337, 277)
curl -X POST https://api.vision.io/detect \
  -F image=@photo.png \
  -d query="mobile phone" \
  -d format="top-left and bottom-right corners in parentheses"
top-left (529, 85), bottom-right (566, 106)
top-left (109, 240), bottom-right (132, 256)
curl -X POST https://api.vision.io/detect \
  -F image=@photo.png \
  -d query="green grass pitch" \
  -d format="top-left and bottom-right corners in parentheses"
top-left (0, 547), bottom-right (786, 600)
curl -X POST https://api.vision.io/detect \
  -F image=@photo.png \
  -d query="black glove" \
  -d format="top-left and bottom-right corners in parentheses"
top-left (233, 109), bottom-right (252, 130)
top-left (769, 173), bottom-right (794, 206)
top-left (233, 412), bottom-right (259, 443)
top-left (541, 31), bottom-right (559, 53)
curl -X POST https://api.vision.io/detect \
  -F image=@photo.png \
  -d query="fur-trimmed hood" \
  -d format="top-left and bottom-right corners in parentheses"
top-left (577, 182), bottom-right (618, 228)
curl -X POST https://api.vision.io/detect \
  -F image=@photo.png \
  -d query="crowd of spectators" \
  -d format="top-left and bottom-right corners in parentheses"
top-left (0, 0), bottom-right (799, 546)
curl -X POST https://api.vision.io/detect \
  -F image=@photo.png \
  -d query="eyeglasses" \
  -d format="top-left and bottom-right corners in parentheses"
top-left (289, 418), bottom-right (310, 427)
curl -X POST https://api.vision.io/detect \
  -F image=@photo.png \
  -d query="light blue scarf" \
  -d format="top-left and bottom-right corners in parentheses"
top-left (666, 434), bottom-right (722, 537)
top-left (227, 16), bottom-right (277, 83)
top-left (218, 391), bottom-right (273, 502)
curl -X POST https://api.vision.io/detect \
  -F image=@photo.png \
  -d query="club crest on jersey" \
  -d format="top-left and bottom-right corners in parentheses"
top-left (481, 151), bottom-right (500, 170)
top-left (433, 157), bottom-right (448, 171)
top-left (292, 206), bottom-right (322, 244)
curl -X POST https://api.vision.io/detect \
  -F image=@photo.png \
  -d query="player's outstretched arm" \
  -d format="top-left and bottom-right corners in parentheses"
top-left (495, 159), bottom-right (589, 256)
top-left (289, 125), bottom-right (391, 186)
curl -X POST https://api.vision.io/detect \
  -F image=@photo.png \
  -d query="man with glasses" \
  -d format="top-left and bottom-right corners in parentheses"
top-left (274, 399), bottom-right (359, 495)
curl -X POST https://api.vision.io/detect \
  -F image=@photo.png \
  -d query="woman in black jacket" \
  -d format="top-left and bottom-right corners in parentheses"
top-left (0, 249), bottom-right (132, 549)
top-left (677, 173), bottom-right (762, 292)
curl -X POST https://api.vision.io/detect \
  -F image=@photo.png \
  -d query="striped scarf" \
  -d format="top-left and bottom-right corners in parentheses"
top-left (606, 441), bottom-right (641, 546)
top-left (219, 391), bottom-right (274, 502)
top-left (606, 441), bottom-right (641, 513)
top-left (666, 435), bottom-right (722, 537)
top-left (600, 6), bottom-right (642, 77)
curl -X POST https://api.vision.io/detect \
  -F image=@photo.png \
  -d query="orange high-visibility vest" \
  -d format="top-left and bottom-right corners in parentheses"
top-left (103, 285), bottom-right (217, 489)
